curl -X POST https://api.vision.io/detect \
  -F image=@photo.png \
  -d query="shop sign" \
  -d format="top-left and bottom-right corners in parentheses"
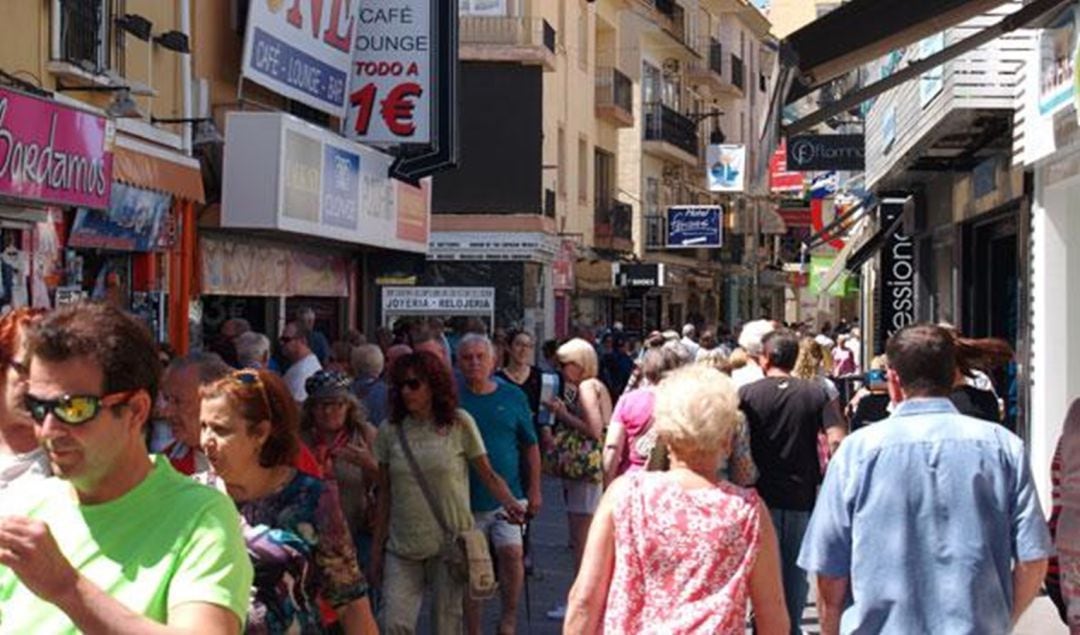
top-left (666, 206), bottom-right (722, 249)
top-left (241, 0), bottom-right (354, 117)
top-left (223, 112), bottom-right (428, 254)
top-left (877, 199), bottom-right (915, 350)
top-left (769, 139), bottom-right (804, 193)
top-left (706, 144), bottom-right (746, 192)
top-left (381, 286), bottom-right (495, 316)
top-left (1039, 6), bottom-right (1076, 118)
top-left (786, 135), bottom-right (865, 172)
top-left (808, 255), bottom-right (855, 298)
top-left (68, 184), bottom-right (171, 252)
top-left (615, 263), bottom-right (664, 289)
top-left (0, 87), bottom-right (113, 209)
top-left (200, 234), bottom-right (349, 297)
top-left (347, 1), bottom-right (432, 145)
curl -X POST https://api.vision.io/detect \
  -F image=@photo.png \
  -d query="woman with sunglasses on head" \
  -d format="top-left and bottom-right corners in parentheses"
top-left (301, 370), bottom-right (379, 574)
top-left (0, 307), bottom-right (47, 489)
top-left (371, 351), bottom-right (526, 634)
top-left (199, 368), bottom-right (377, 634)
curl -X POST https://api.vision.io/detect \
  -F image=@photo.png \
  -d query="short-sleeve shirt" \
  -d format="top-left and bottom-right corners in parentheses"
top-left (0, 455), bottom-right (253, 634)
top-left (460, 382), bottom-right (538, 513)
top-left (798, 398), bottom-right (1054, 635)
top-left (374, 409), bottom-right (487, 559)
top-left (739, 376), bottom-right (830, 511)
top-left (610, 388), bottom-right (658, 477)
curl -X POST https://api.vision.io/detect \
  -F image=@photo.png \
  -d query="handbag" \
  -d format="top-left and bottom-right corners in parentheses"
top-left (543, 424), bottom-right (603, 482)
top-left (395, 424), bottom-right (498, 600)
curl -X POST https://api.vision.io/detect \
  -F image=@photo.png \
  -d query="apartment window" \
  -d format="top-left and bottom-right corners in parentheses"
top-left (60, 0), bottom-right (110, 73)
top-left (578, 137), bottom-right (589, 203)
top-left (662, 72), bottom-right (681, 111)
top-left (643, 62), bottom-right (661, 104)
top-left (594, 149), bottom-right (615, 212)
top-left (558, 127), bottom-right (567, 199)
top-left (578, 2), bottom-right (589, 70)
top-left (645, 177), bottom-right (660, 216)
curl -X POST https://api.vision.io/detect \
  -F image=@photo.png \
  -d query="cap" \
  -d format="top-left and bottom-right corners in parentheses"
top-left (305, 370), bottom-right (351, 401)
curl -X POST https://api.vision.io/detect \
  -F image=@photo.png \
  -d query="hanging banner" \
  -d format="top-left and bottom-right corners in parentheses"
top-left (0, 87), bottom-right (113, 209)
top-left (69, 184), bottom-right (172, 252)
top-left (1039, 6), bottom-right (1076, 118)
top-left (706, 144), bottom-right (746, 192)
top-left (876, 199), bottom-right (915, 351)
top-left (666, 206), bottom-right (722, 248)
top-left (241, 0), bottom-right (354, 117)
top-left (809, 255), bottom-right (856, 298)
top-left (347, 1), bottom-right (432, 145)
top-left (769, 139), bottom-right (804, 193)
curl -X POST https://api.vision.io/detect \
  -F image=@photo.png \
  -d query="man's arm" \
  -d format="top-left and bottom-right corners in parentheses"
top-left (816, 574), bottom-right (849, 635)
top-left (823, 398), bottom-right (847, 452)
top-left (1011, 558), bottom-right (1048, 626)
top-left (522, 441), bottom-right (542, 517)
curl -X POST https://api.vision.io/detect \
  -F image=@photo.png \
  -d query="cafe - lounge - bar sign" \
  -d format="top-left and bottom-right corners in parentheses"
top-left (0, 87), bottom-right (114, 209)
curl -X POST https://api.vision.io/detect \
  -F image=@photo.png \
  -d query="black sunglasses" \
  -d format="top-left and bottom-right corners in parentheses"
top-left (397, 378), bottom-right (423, 391)
top-left (25, 391), bottom-right (135, 426)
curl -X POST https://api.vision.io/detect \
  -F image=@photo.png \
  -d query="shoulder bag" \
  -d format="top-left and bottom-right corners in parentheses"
top-left (394, 423), bottom-right (498, 600)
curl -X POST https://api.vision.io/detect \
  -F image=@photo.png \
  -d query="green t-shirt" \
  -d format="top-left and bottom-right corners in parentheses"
top-left (374, 409), bottom-right (487, 559)
top-left (0, 455), bottom-right (253, 633)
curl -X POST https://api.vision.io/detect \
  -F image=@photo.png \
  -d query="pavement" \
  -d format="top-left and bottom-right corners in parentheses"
top-left (461, 474), bottom-right (1068, 634)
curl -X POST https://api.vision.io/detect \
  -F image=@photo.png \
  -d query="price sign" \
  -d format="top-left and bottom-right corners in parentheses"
top-left (347, 2), bottom-right (432, 145)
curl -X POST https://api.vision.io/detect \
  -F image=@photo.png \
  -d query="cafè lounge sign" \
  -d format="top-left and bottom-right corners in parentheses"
top-left (0, 87), bottom-right (114, 209)
top-left (786, 134), bottom-right (865, 171)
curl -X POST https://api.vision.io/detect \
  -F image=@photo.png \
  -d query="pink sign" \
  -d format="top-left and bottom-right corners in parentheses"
top-left (0, 87), bottom-right (113, 209)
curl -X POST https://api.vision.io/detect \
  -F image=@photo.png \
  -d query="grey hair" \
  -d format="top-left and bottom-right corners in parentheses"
top-left (738, 319), bottom-right (776, 357)
top-left (661, 340), bottom-right (694, 366)
top-left (235, 332), bottom-right (271, 369)
top-left (352, 343), bottom-right (385, 378)
top-left (457, 333), bottom-right (495, 358)
top-left (682, 323), bottom-right (696, 338)
top-left (167, 351), bottom-right (231, 385)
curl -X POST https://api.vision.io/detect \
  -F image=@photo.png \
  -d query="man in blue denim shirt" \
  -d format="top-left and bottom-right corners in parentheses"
top-left (798, 324), bottom-right (1052, 635)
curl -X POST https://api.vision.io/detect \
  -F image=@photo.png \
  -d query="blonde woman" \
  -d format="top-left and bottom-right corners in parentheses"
top-left (544, 337), bottom-right (613, 620)
top-left (566, 366), bottom-right (787, 634)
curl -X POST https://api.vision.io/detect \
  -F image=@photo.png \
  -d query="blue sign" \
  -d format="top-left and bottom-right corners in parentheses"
top-left (321, 145), bottom-right (360, 229)
top-left (667, 206), bottom-right (722, 249)
top-left (249, 28), bottom-right (349, 110)
top-left (69, 184), bottom-right (171, 252)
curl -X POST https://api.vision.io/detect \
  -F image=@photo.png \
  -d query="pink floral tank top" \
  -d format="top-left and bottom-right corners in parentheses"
top-left (604, 471), bottom-right (762, 634)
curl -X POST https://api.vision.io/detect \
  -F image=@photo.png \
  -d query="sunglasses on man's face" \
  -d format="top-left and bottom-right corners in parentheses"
top-left (24, 391), bottom-right (135, 426)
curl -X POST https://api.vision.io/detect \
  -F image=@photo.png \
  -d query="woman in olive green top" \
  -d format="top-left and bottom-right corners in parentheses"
top-left (371, 351), bottom-right (525, 635)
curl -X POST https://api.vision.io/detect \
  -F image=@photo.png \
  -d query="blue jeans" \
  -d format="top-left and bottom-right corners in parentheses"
top-left (770, 508), bottom-right (811, 635)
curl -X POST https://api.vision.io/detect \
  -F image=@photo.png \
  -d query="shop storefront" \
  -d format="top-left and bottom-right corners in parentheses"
top-left (215, 111), bottom-right (429, 343)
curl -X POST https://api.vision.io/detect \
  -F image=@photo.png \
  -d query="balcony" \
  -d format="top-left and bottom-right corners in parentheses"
top-left (688, 38), bottom-right (745, 97)
top-left (459, 16), bottom-right (557, 71)
top-left (596, 67), bottom-right (634, 127)
top-left (643, 103), bottom-right (699, 166)
top-left (595, 202), bottom-right (634, 252)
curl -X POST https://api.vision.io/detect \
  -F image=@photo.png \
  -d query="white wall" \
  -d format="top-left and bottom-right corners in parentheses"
top-left (1031, 168), bottom-right (1080, 512)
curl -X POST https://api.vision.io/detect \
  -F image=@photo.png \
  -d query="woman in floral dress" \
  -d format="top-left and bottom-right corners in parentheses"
top-left (565, 365), bottom-right (787, 634)
top-left (199, 368), bottom-right (377, 634)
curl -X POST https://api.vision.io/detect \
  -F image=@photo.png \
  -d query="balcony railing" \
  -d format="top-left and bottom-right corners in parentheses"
top-left (644, 103), bottom-right (699, 158)
top-left (460, 16), bottom-right (556, 54)
top-left (731, 54), bottom-right (745, 91)
top-left (595, 202), bottom-right (633, 243)
top-left (596, 67), bottom-right (633, 116)
top-left (60, 0), bottom-right (108, 73)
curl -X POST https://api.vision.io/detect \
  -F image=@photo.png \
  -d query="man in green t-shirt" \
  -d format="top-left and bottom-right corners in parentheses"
top-left (0, 303), bottom-right (253, 634)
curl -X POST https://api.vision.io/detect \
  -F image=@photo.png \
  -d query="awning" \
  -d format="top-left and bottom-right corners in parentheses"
top-left (114, 135), bottom-right (205, 203)
top-left (845, 212), bottom-right (904, 273)
top-left (815, 215), bottom-right (872, 294)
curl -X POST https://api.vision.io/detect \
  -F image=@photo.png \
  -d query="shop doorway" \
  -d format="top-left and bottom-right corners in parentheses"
top-left (962, 210), bottom-right (1019, 344)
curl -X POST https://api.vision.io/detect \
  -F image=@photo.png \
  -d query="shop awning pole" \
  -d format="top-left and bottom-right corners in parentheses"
top-left (785, 0), bottom-right (1070, 136)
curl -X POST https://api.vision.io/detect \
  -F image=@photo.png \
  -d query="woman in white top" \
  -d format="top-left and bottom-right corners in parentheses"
top-left (0, 308), bottom-right (49, 490)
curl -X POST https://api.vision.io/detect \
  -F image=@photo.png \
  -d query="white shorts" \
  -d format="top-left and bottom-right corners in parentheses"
top-left (563, 479), bottom-right (602, 515)
top-left (473, 500), bottom-right (527, 549)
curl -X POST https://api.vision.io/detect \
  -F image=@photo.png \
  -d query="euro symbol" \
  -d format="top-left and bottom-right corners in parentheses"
top-left (380, 82), bottom-right (423, 137)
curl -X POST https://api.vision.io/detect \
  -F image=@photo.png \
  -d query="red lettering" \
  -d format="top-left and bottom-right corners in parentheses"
top-left (380, 82), bottom-right (422, 137)
top-left (350, 83), bottom-right (377, 136)
top-left (323, 0), bottom-right (354, 53)
top-left (406, 62), bottom-right (419, 76)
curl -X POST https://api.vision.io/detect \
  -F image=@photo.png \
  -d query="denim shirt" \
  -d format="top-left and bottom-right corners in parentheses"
top-left (798, 398), bottom-right (1053, 635)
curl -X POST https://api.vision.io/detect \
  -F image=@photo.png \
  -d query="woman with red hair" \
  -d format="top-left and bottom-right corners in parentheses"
top-left (0, 307), bottom-right (47, 489)
top-left (371, 351), bottom-right (525, 634)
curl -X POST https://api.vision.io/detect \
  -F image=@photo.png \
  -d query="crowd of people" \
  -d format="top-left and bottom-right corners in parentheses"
top-left (0, 301), bottom-right (1072, 634)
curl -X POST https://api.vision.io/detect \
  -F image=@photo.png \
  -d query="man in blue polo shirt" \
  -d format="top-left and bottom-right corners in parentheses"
top-left (457, 333), bottom-right (540, 635)
top-left (798, 323), bottom-right (1052, 635)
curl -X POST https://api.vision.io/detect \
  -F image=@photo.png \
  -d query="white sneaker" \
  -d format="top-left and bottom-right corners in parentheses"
top-left (546, 603), bottom-right (567, 620)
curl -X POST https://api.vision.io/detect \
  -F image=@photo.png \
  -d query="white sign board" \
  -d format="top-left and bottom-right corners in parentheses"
top-left (706, 144), bottom-right (746, 192)
top-left (381, 287), bottom-right (495, 325)
top-left (222, 112), bottom-right (429, 254)
top-left (347, 1), bottom-right (432, 145)
top-left (241, 0), bottom-right (354, 118)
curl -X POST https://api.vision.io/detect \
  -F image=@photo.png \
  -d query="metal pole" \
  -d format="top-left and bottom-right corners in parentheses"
top-left (751, 201), bottom-right (760, 318)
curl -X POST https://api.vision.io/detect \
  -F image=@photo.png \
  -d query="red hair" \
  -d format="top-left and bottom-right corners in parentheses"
top-left (200, 369), bottom-right (300, 467)
top-left (0, 308), bottom-right (45, 367)
top-left (388, 351), bottom-right (458, 429)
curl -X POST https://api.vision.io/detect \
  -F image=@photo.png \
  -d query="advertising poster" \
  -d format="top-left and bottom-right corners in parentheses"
top-left (667, 206), bottom-right (722, 248)
top-left (241, 0), bottom-right (354, 117)
top-left (1039, 6), bottom-right (1076, 117)
top-left (69, 184), bottom-right (172, 252)
top-left (348, 1), bottom-right (432, 145)
top-left (706, 144), bottom-right (746, 192)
